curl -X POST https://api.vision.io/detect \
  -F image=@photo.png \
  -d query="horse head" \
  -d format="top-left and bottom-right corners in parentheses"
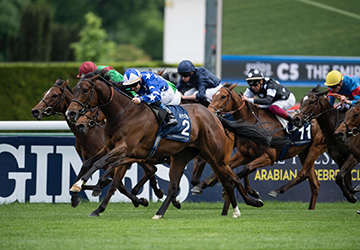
top-left (293, 84), bottom-right (329, 127)
top-left (335, 101), bottom-right (360, 142)
top-left (75, 108), bottom-right (106, 134)
top-left (208, 83), bottom-right (239, 115)
top-left (66, 73), bottom-right (104, 124)
top-left (31, 78), bottom-right (71, 120)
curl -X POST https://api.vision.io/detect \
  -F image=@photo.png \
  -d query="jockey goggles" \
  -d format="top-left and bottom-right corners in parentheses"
top-left (247, 80), bottom-right (260, 86)
top-left (329, 83), bottom-right (340, 89)
top-left (126, 80), bottom-right (140, 88)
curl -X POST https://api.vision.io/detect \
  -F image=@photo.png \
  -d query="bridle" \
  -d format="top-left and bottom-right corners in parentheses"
top-left (208, 86), bottom-right (264, 129)
top-left (71, 77), bottom-right (114, 115)
top-left (340, 101), bottom-right (360, 137)
top-left (41, 84), bottom-right (67, 116)
top-left (82, 108), bottom-right (105, 128)
top-left (208, 87), bottom-right (245, 116)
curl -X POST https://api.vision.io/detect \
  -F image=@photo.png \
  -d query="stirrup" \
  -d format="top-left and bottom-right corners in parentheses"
top-left (166, 117), bottom-right (178, 126)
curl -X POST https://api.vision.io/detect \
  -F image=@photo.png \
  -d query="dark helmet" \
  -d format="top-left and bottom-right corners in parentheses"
top-left (246, 68), bottom-right (264, 86)
top-left (177, 60), bottom-right (196, 74)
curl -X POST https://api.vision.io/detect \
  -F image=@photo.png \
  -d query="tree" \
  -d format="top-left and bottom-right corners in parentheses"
top-left (70, 12), bottom-right (115, 62)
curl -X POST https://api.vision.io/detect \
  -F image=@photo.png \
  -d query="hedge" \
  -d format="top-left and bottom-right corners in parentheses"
top-left (0, 62), bottom-right (176, 121)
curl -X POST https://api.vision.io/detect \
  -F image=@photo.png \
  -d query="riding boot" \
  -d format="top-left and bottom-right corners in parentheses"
top-left (159, 103), bottom-right (178, 126)
top-left (199, 97), bottom-right (211, 108)
top-left (164, 106), bottom-right (178, 126)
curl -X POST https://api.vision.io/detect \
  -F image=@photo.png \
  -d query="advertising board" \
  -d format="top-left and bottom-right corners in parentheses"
top-left (1, 135), bottom-right (359, 204)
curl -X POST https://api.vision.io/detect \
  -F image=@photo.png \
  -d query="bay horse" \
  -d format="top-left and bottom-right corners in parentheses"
top-left (65, 73), bottom-right (283, 219)
top-left (334, 101), bottom-right (360, 192)
top-left (31, 78), bottom-right (164, 208)
top-left (192, 83), bottom-right (327, 210)
top-left (293, 84), bottom-right (359, 203)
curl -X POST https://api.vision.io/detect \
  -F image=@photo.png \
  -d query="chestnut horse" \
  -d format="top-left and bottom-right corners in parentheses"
top-left (192, 83), bottom-right (327, 210)
top-left (65, 73), bottom-right (282, 219)
top-left (294, 84), bottom-right (359, 203)
top-left (31, 78), bottom-right (164, 208)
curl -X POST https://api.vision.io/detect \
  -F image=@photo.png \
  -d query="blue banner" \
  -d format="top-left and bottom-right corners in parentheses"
top-left (222, 55), bottom-right (360, 87)
top-left (1, 135), bottom-right (359, 204)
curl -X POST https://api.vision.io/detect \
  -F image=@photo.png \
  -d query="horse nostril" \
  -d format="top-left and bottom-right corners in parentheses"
top-left (31, 109), bottom-right (40, 120)
top-left (335, 132), bottom-right (345, 141)
top-left (76, 124), bottom-right (85, 133)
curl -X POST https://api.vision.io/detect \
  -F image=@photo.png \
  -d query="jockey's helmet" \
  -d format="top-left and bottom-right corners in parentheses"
top-left (123, 68), bottom-right (142, 87)
top-left (324, 70), bottom-right (344, 86)
top-left (246, 69), bottom-right (264, 86)
top-left (77, 61), bottom-right (97, 78)
top-left (177, 60), bottom-right (196, 75)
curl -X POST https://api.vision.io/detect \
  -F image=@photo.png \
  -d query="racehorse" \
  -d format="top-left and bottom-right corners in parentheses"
top-left (293, 84), bottom-right (359, 203)
top-left (192, 83), bottom-right (327, 210)
top-left (65, 73), bottom-right (284, 218)
top-left (334, 101), bottom-right (360, 192)
top-left (31, 78), bottom-right (164, 208)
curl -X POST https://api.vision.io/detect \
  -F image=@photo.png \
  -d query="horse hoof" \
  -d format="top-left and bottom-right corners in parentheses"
top-left (70, 180), bottom-right (83, 192)
top-left (232, 206), bottom-right (241, 218)
top-left (355, 184), bottom-right (360, 192)
top-left (268, 190), bottom-right (279, 198)
top-left (357, 210), bottom-right (360, 214)
top-left (92, 188), bottom-right (102, 197)
top-left (152, 214), bottom-right (163, 219)
top-left (191, 186), bottom-right (202, 195)
top-left (253, 198), bottom-right (264, 207)
top-left (89, 212), bottom-right (99, 217)
top-left (140, 198), bottom-right (149, 207)
top-left (172, 199), bottom-right (181, 209)
top-left (249, 189), bottom-right (260, 199)
top-left (71, 197), bottom-right (81, 208)
top-left (155, 189), bottom-right (165, 199)
top-left (132, 201), bottom-right (140, 207)
top-left (347, 195), bottom-right (357, 203)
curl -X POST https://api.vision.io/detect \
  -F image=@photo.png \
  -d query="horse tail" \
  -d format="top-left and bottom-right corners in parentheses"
top-left (269, 136), bottom-right (291, 148)
top-left (217, 115), bottom-right (272, 148)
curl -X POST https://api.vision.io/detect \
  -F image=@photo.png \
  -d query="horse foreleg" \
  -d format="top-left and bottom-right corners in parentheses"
top-left (70, 146), bottom-right (109, 192)
top-left (336, 156), bottom-right (358, 203)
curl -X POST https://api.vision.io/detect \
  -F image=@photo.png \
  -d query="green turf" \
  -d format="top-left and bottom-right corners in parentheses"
top-left (0, 201), bottom-right (359, 250)
top-left (222, 0), bottom-right (360, 57)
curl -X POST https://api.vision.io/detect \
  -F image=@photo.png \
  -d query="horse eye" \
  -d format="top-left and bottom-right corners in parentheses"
top-left (83, 88), bottom-right (89, 94)
top-left (354, 113), bottom-right (359, 118)
top-left (221, 95), bottom-right (226, 99)
top-left (52, 94), bottom-right (58, 99)
top-left (309, 100), bottom-right (314, 105)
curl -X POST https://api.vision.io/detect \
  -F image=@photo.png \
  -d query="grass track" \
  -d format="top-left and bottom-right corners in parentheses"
top-left (0, 201), bottom-right (359, 250)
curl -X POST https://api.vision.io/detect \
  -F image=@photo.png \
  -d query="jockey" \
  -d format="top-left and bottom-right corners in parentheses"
top-left (324, 70), bottom-right (360, 108)
top-left (176, 60), bottom-right (222, 107)
top-left (77, 61), bottom-right (123, 83)
top-left (122, 68), bottom-right (181, 126)
top-left (242, 68), bottom-right (296, 132)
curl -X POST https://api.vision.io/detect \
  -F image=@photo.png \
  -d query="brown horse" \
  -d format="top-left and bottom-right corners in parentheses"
top-left (31, 78), bottom-right (164, 208)
top-left (65, 73), bottom-right (281, 219)
top-left (335, 101), bottom-right (360, 192)
top-left (192, 83), bottom-right (327, 210)
top-left (294, 84), bottom-right (359, 203)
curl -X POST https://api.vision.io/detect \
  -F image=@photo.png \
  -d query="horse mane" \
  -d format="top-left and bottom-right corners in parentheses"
top-left (83, 71), bottom-right (98, 79)
top-left (56, 77), bottom-right (73, 94)
top-left (160, 71), bottom-right (178, 85)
